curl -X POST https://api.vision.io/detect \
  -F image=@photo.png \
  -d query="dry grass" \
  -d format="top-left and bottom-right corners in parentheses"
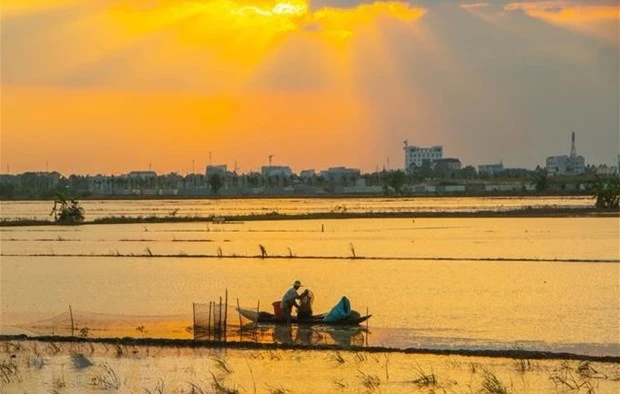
top-left (357, 369), bottom-right (381, 392)
top-left (550, 361), bottom-right (597, 393)
top-left (411, 364), bottom-right (437, 387)
top-left (0, 359), bottom-right (21, 384)
top-left (211, 353), bottom-right (234, 374)
top-left (328, 351), bottom-right (346, 364)
top-left (143, 378), bottom-right (165, 394)
top-left (89, 362), bottom-right (121, 390)
top-left (480, 369), bottom-right (510, 394)
top-left (211, 372), bottom-right (239, 394)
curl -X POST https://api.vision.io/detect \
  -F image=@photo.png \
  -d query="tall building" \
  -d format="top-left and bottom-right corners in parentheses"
top-left (546, 132), bottom-right (585, 176)
top-left (403, 140), bottom-right (443, 171)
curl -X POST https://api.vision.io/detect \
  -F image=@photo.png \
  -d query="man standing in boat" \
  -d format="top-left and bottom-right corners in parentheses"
top-left (281, 280), bottom-right (302, 324)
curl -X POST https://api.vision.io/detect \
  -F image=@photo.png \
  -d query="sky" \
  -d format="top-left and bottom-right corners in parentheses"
top-left (1, 0), bottom-right (619, 175)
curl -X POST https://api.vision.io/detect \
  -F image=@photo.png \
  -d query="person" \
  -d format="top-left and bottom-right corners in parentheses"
top-left (281, 280), bottom-right (302, 324)
top-left (297, 289), bottom-right (314, 319)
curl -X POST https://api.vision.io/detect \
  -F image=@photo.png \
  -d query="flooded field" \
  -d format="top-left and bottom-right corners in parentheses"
top-left (2, 339), bottom-right (618, 393)
top-left (2, 216), bottom-right (619, 357)
top-left (0, 196), bottom-right (594, 221)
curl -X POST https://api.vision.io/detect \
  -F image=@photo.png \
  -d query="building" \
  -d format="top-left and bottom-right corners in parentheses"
top-left (127, 171), bottom-right (157, 180)
top-left (546, 132), bottom-right (585, 176)
top-left (261, 166), bottom-right (293, 178)
top-left (206, 165), bottom-right (227, 177)
top-left (403, 141), bottom-right (443, 171)
top-left (595, 165), bottom-right (618, 176)
top-left (320, 167), bottom-right (361, 186)
top-left (433, 158), bottom-right (461, 170)
top-left (478, 163), bottom-right (504, 176)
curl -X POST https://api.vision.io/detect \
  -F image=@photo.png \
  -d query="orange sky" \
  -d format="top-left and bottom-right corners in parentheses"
top-left (1, 0), bottom-right (618, 174)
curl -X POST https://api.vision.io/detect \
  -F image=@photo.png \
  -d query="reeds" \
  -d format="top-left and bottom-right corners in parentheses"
top-left (411, 364), bottom-right (437, 387)
top-left (89, 363), bottom-right (121, 390)
top-left (0, 359), bottom-right (20, 384)
top-left (480, 370), bottom-right (510, 394)
top-left (357, 370), bottom-right (381, 392)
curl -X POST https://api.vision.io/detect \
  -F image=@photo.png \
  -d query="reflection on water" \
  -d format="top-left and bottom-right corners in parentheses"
top-left (0, 196), bottom-right (594, 220)
top-left (1, 216), bottom-right (618, 357)
top-left (193, 324), bottom-right (368, 348)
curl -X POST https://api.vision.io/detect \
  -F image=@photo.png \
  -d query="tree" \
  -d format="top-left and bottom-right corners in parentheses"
top-left (50, 192), bottom-right (85, 224)
top-left (208, 174), bottom-right (224, 195)
top-left (590, 177), bottom-right (620, 209)
top-left (531, 167), bottom-right (548, 192)
top-left (385, 170), bottom-right (407, 194)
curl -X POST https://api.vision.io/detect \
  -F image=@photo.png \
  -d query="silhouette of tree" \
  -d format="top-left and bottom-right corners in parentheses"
top-left (208, 174), bottom-right (224, 195)
top-left (590, 177), bottom-right (620, 209)
top-left (531, 167), bottom-right (548, 192)
top-left (50, 192), bottom-right (85, 224)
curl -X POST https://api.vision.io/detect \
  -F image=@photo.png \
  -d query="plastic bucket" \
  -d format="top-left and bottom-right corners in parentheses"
top-left (272, 301), bottom-right (282, 318)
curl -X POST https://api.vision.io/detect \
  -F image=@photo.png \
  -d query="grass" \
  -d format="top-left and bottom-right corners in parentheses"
top-left (357, 369), bottom-right (381, 392)
top-left (550, 361), bottom-right (598, 392)
top-left (211, 372), bottom-right (239, 394)
top-left (265, 384), bottom-right (290, 394)
top-left (0, 359), bottom-right (20, 384)
top-left (211, 353), bottom-right (234, 374)
top-left (143, 378), bottom-right (165, 394)
top-left (411, 364), bottom-right (437, 387)
top-left (89, 362), bottom-right (121, 390)
top-left (328, 351), bottom-right (346, 364)
top-left (480, 369), bottom-right (510, 394)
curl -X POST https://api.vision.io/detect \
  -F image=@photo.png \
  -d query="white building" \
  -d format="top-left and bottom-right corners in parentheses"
top-left (403, 141), bottom-right (443, 171)
top-left (546, 132), bottom-right (585, 176)
top-left (320, 167), bottom-right (361, 185)
top-left (261, 166), bottom-right (293, 178)
top-left (478, 163), bottom-right (504, 176)
top-left (127, 171), bottom-right (157, 179)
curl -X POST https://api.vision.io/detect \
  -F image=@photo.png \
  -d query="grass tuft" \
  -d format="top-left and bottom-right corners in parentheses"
top-left (357, 369), bottom-right (381, 392)
top-left (411, 364), bottom-right (437, 387)
top-left (89, 363), bottom-right (121, 390)
top-left (480, 369), bottom-right (510, 394)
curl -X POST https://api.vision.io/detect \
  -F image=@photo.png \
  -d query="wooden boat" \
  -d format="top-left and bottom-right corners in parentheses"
top-left (236, 308), bottom-right (371, 326)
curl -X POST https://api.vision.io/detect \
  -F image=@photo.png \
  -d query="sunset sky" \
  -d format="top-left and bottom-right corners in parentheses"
top-left (1, 0), bottom-right (618, 175)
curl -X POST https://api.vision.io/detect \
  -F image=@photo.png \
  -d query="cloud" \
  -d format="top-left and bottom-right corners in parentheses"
top-left (460, 3), bottom-right (490, 10)
top-left (1, 0), bottom-right (618, 173)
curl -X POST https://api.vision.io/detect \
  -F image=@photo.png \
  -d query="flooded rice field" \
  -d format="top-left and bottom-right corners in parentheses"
top-left (2, 339), bottom-right (619, 393)
top-left (2, 216), bottom-right (619, 358)
top-left (0, 196), bottom-right (594, 221)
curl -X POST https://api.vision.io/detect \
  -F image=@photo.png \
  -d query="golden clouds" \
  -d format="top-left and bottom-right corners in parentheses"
top-left (505, 2), bottom-right (618, 23)
top-left (505, 1), bottom-right (619, 42)
top-left (109, 0), bottom-right (425, 41)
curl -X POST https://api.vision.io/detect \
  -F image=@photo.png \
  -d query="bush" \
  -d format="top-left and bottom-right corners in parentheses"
top-left (50, 193), bottom-right (85, 224)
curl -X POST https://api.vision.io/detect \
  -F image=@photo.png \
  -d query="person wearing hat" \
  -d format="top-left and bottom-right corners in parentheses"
top-left (281, 280), bottom-right (302, 324)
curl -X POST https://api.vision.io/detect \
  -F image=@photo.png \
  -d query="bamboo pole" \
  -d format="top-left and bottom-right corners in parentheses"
top-left (366, 306), bottom-right (369, 346)
top-left (219, 296), bottom-right (223, 340)
top-left (69, 305), bottom-right (75, 337)
top-left (237, 298), bottom-right (242, 334)
top-left (255, 300), bottom-right (260, 329)
top-left (192, 303), bottom-right (196, 337)
top-left (224, 289), bottom-right (228, 342)
top-left (207, 301), bottom-right (212, 338)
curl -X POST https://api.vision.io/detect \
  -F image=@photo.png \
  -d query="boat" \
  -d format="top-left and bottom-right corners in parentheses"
top-left (236, 307), bottom-right (371, 326)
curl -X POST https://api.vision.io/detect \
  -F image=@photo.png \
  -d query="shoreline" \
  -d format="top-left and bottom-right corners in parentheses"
top-left (2, 334), bottom-right (618, 363)
top-left (1, 207), bottom-right (618, 227)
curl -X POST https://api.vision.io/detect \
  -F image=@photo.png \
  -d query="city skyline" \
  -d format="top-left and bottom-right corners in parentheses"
top-left (2, 0), bottom-right (619, 174)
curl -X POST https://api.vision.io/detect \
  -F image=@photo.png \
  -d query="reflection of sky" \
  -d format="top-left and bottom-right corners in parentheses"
top-left (0, 197), bottom-right (594, 220)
